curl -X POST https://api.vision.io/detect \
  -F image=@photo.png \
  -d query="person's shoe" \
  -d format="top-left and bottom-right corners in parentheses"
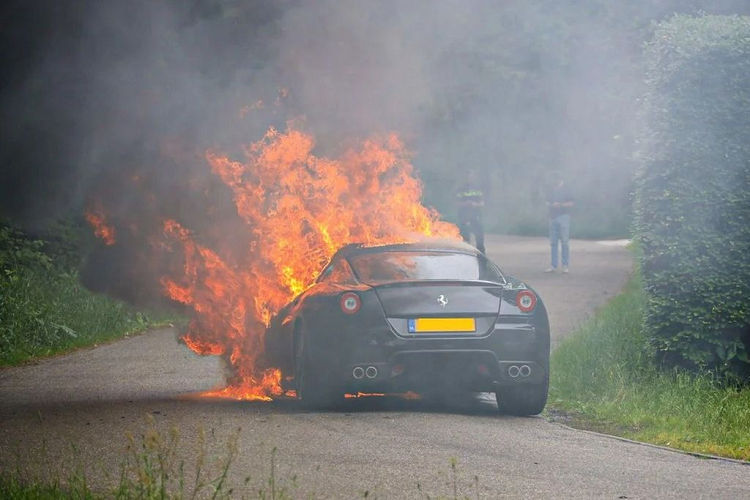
top-left (544, 267), bottom-right (557, 273)
top-left (562, 266), bottom-right (569, 274)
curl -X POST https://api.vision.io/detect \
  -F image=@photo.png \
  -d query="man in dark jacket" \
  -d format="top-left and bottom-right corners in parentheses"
top-left (456, 170), bottom-right (485, 254)
top-left (545, 172), bottom-right (574, 273)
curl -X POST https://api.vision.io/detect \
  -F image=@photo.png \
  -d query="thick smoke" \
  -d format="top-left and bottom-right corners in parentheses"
top-left (4, 0), bottom-right (750, 393)
top-left (3, 0), bottom-right (750, 263)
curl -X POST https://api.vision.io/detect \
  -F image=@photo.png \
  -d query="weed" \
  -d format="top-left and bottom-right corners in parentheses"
top-left (1, 421), bottom-right (484, 499)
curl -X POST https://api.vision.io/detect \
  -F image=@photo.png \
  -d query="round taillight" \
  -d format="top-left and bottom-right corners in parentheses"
top-left (516, 290), bottom-right (537, 313)
top-left (339, 292), bottom-right (361, 314)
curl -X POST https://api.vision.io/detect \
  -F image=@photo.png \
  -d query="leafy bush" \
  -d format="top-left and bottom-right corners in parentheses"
top-left (0, 221), bottom-right (172, 366)
top-left (636, 14), bottom-right (750, 378)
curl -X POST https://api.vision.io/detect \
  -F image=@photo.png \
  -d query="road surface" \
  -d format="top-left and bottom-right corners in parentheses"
top-left (2, 235), bottom-right (748, 498)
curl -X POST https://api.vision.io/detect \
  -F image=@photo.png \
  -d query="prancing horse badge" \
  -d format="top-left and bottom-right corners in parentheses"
top-left (437, 294), bottom-right (448, 308)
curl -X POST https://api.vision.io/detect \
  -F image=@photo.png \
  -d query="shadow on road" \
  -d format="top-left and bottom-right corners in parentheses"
top-left (3, 389), bottom-right (536, 424)
top-left (177, 390), bottom-right (516, 419)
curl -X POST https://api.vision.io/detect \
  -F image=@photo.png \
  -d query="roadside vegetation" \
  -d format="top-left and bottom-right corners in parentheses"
top-left (549, 271), bottom-right (750, 461)
top-left (0, 220), bottom-right (176, 367)
top-left (1, 420), bottom-right (252, 500)
top-left (636, 14), bottom-right (750, 380)
top-left (0, 418), bottom-right (479, 500)
top-left (547, 13), bottom-right (748, 463)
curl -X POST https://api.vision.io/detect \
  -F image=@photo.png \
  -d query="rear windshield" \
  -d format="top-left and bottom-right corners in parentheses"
top-left (348, 251), bottom-right (504, 283)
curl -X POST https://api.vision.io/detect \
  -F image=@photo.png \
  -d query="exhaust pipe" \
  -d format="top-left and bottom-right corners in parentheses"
top-left (519, 365), bottom-right (531, 378)
top-left (508, 365), bottom-right (520, 378)
top-left (365, 366), bottom-right (378, 379)
top-left (352, 366), bottom-right (365, 379)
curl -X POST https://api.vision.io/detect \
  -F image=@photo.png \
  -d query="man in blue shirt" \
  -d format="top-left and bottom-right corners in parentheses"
top-left (545, 173), bottom-right (574, 273)
top-left (455, 170), bottom-right (486, 254)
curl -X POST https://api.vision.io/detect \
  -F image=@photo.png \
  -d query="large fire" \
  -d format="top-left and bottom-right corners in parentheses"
top-left (88, 122), bottom-right (459, 400)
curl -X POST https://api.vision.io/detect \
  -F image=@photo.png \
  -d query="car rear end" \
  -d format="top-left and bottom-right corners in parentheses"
top-left (303, 245), bottom-right (550, 413)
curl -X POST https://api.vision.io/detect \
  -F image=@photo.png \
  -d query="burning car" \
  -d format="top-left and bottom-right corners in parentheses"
top-left (265, 240), bottom-right (550, 415)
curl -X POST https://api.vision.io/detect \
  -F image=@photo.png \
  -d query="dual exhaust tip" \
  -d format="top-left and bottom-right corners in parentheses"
top-left (508, 364), bottom-right (532, 378)
top-left (352, 366), bottom-right (378, 379)
top-left (354, 364), bottom-right (528, 380)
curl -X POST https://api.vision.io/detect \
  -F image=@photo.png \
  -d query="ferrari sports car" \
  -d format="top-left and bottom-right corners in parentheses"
top-left (265, 240), bottom-right (550, 415)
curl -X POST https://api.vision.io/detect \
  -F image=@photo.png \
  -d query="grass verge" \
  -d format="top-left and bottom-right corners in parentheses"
top-left (1, 222), bottom-right (179, 367)
top-left (0, 265), bottom-right (178, 367)
top-left (548, 274), bottom-right (750, 461)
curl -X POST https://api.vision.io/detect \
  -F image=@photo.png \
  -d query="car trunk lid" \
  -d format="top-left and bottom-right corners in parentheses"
top-left (368, 281), bottom-right (502, 336)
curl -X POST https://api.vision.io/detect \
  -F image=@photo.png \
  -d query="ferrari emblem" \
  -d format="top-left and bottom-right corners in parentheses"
top-left (437, 294), bottom-right (448, 308)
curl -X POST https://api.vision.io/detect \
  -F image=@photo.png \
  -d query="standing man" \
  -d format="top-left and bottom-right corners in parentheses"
top-left (456, 170), bottom-right (486, 254)
top-left (545, 172), bottom-right (574, 273)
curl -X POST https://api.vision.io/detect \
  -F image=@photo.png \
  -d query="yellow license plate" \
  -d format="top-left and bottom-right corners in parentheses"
top-left (408, 318), bottom-right (476, 333)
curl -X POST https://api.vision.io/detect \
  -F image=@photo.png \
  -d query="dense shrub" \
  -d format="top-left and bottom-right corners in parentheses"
top-left (0, 221), bottom-right (171, 366)
top-left (636, 14), bottom-right (750, 378)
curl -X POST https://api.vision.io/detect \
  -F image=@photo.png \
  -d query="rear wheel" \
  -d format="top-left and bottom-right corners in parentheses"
top-left (294, 328), bottom-right (341, 410)
top-left (495, 377), bottom-right (549, 416)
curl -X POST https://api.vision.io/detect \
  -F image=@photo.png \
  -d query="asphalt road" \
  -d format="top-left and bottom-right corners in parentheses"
top-left (2, 235), bottom-right (749, 498)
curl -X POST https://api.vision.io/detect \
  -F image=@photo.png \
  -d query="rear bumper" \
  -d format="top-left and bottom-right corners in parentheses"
top-left (342, 354), bottom-right (546, 393)
top-left (307, 322), bottom-right (549, 393)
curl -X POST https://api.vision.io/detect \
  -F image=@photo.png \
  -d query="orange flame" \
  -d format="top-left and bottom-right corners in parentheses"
top-left (239, 100), bottom-right (264, 118)
top-left (201, 368), bottom-right (284, 401)
top-left (344, 392), bottom-right (386, 399)
top-left (344, 391), bottom-right (421, 400)
top-left (96, 122), bottom-right (459, 401)
top-left (85, 210), bottom-right (116, 245)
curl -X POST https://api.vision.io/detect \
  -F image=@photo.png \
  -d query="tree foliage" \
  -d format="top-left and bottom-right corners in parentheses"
top-left (637, 14), bottom-right (750, 379)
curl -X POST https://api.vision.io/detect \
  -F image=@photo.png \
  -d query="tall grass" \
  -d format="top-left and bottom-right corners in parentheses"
top-left (549, 275), bottom-right (750, 460)
top-left (0, 222), bottom-right (176, 366)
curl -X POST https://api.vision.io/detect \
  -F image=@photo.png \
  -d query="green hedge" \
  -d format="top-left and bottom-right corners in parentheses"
top-left (636, 14), bottom-right (750, 378)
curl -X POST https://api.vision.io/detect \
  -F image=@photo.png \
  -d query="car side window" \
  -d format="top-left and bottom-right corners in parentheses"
top-left (317, 259), bottom-right (357, 285)
top-left (317, 264), bottom-right (334, 282)
top-left (478, 256), bottom-right (506, 283)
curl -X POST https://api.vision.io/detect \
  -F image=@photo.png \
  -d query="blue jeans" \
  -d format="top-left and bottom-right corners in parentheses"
top-left (549, 214), bottom-right (570, 268)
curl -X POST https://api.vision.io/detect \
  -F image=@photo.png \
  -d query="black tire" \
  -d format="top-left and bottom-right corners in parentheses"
top-left (294, 328), bottom-right (341, 410)
top-left (495, 377), bottom-right (549, 416)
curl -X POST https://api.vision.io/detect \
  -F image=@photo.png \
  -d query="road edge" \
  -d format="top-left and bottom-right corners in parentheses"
top-left (547, 418), bottom-right (750, 467)
top-left (0, 324), bottom-right (178, 371)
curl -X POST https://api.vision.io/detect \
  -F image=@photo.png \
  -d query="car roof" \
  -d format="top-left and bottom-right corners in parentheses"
top-left (333, 239), bottom-right (481, 260)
